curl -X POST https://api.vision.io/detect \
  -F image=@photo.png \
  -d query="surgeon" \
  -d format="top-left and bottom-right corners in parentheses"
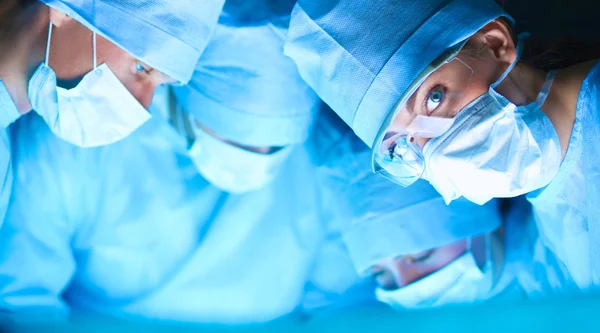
top-left (0, 0), bottom-right (223, 226)
top-left (172, 13), bottom-right (318, 194)
top-left (316, 125), bottom-right (509, 309)
top-left (0, 7), bottom-right (323, 324)
top-left (285, 0), bottom-right (600, 289)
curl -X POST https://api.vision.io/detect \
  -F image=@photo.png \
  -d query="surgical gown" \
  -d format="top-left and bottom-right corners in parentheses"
top-left (0, 80), bottom-right (21, 227)
top-left (0, 96), bottom-right (325, 323)
top-left (300, 108), bottom-right (381, 315)
top-left (525, 61), bottom-right (600, 289)
top-left (502, 196), bottom-right (582, 298)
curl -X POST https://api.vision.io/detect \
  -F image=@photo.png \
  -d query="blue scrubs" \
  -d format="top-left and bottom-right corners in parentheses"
top-left (499, 197), bottom-right (581, 299)
top-left (526, 61), bottom-right (600, 289)
top-left (0, 80), bottom-right (20, 228)
top-left (0, 101), bottom-right (324, 323)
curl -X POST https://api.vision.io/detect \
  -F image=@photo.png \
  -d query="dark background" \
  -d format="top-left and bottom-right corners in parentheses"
top-left (504, 0), bottom-right (599, 42)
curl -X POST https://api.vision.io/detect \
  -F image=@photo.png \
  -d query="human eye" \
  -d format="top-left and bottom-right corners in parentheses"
top-left (424, 85), bottom-right (446, 115)
top-left (134, 61), bottom-right (152, 75)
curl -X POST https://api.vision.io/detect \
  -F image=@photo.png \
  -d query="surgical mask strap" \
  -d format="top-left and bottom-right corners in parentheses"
top-left (44, 22), bottom-right (52, 65)
top-left (491, 32), bottom-right (529, 89)
top-left (535, 70), bottom-right (559, 106)
top-left (92, 31), bottom-right (97, 69)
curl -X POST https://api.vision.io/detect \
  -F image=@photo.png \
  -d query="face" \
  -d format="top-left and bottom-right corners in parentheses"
top-left (47, 9), bottom-right (175, 109)
top-left (371, 240), bottom-right (467, 290)
top-left (381, 21), bottom-right (517, 151)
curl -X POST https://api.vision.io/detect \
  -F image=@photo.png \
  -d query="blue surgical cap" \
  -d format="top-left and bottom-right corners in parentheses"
top-left (329, 146), bottom-right (501, 275)
top-left (173, 14), bottom-right (321, 147)
top-left (41, 0), bottom-right (225, 84)
top-left (284, 0), bottom-right (510, 147)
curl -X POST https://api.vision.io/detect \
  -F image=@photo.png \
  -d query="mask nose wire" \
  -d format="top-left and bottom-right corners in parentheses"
top-left (44, 22), bottom-right (52, 65)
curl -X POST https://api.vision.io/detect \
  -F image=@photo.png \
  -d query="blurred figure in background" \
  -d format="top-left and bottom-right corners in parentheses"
top-left (0, 0), bottom-right (223, 227)
top-left (310, 114), bottom-right (509, 310)
top-left (172, 11), bottom-right (318, 194)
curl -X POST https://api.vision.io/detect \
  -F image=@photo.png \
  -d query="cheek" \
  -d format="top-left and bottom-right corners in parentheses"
top-left (122, 78), bottom-right (156, 109)
top-left (96, 40), bottom-right (156, 108)
top-left (460, 82), bottom-right (491, 111)
top-left (450, 57), bottom-right (501, 116)
top-left (415, 137), bottom-right (430, 149)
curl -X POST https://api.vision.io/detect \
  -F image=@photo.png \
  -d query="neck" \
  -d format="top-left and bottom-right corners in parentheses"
top-left (494, 60), bottom-right (592, 160)
top-left (494, 62), bottom-right (547, 106)
top-left (0, 5), bottom-right (49, 114)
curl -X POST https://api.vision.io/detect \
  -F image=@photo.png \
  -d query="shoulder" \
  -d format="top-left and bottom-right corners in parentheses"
top-left (9, 113), bottom-right (106, 184)
top-left (7, 113), bottom-right (113, 225)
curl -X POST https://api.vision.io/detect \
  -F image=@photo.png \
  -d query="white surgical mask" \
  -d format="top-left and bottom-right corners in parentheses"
top-left (187, 120), bottom-right (292, 194)
top-left (375, 236), bottom-right (494, 309)
top-left (28, 23), bottom-right (150, 148)
top-left (421, 40), bottom-right (561, 205)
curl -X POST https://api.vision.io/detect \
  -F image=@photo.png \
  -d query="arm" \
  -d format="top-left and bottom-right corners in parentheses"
top-left (0, 114), bottom-right (78, 320)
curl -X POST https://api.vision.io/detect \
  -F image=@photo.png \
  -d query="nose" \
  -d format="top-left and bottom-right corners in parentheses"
top-left (389, 259), bottom-right (423, 287)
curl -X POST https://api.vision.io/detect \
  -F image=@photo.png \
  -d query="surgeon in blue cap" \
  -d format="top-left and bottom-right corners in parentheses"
top-left (285, 0), bottom-right (600, 291)
top-left (173, 13), bottom-right (319, 194)
top-left (0, 0), bottom-right (224, 228)
top-left (0, 8), bottom-right (324, 323)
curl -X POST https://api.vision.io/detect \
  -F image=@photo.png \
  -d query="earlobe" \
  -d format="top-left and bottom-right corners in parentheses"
top-left (48, 7), bottom-right (72, 27)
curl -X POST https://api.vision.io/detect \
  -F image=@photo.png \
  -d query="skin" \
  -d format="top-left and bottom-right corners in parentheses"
top-left (383, 19), bottom-right (597, 161)
top-left (371, 234), bottom-right (488, 291)
top-left (0, 4), bottom-right (174, 114)
top-left (372, 240), bottom-right (467, 290)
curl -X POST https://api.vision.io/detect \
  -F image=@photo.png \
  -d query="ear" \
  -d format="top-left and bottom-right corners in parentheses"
top-left (48, 7), bottom-right (72, 27)
top-left (478, 19), bottom-right (516, 65)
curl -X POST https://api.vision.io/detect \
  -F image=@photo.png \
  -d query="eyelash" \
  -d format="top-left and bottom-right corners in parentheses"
top-left (422, 85), bottom-right (446, 116)
top-left (407, 250), bottom-right (434, 263)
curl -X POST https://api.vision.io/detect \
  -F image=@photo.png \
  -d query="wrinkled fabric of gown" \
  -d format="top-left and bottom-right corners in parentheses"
top-left (0, 93), bottom-right (325, 324)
